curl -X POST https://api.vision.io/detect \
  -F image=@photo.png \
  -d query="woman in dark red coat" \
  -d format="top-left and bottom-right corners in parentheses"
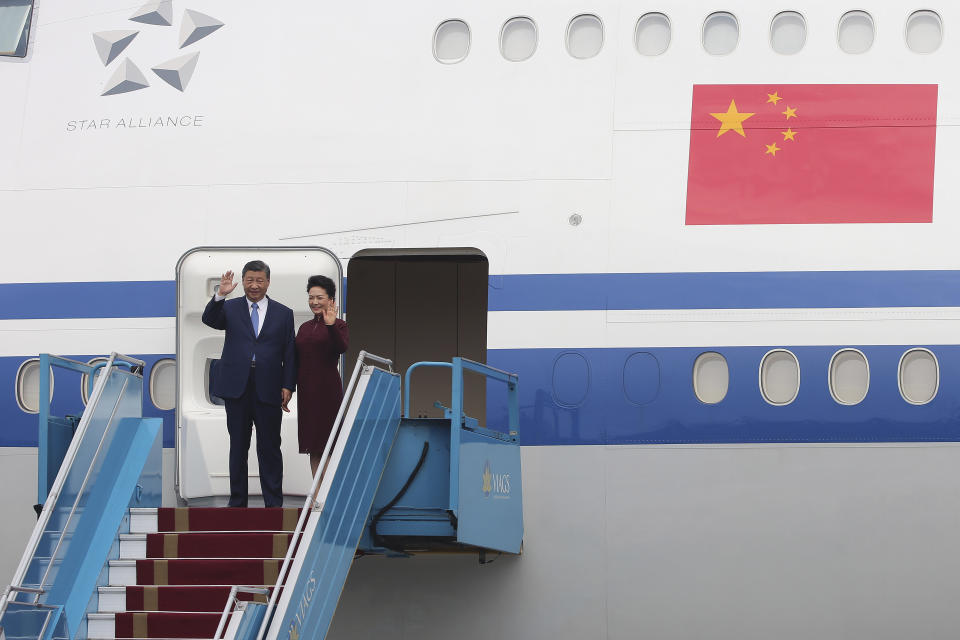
top-left (295, 275), bottom-right (349, 476)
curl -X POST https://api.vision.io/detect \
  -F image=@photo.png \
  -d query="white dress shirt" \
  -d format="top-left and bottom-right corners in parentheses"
top-left (214, 292), bottom-right (268, 337)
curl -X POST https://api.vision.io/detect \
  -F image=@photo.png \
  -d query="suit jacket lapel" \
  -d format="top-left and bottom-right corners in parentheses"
top-left (255, 296), bottom-right (275, 339)
top-left (235, 298), bottom-right (257, 339)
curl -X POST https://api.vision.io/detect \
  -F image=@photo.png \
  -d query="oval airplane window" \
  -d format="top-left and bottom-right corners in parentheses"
top-left (150, 358), bottom-right (177, 411)
top-left (771, 11), bottom-right (806, 54)
top-left (906, 10), bottom-right (942, 54)
top-left (433, 19), bottom-right (471, 63)
top-left (552, 352), bottom-right (590, 407)
top-left (500, 16), bottom-right (537, 62)
top-left (838, 11), bottom-right (874, 54)
top-left (702, 12), bottom-right (739, 55)
top-left (899, 348), bottom-right (939, 405)
top-left (829, 349), bottom-right (869, 405)
top-left (635, 12), bottom-right (671, 56)
top-left (623, 352), bottom-right (660, 405)
top-left (693, 352), bottom-right (729, 404)
top-left (760, 349), bottom-right (800, 406)
top-left (16, 358), bottom-right (53, 414)
top-left (566, 14), bottom-right (604, 59)
top-left (81, 357), bottom-right (109, 404)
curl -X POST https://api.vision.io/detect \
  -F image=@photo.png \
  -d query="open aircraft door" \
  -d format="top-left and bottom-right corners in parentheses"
top-left (175, 247), bottom-right (342, 504)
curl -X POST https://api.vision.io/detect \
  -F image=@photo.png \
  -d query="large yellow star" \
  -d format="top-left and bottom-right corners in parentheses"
top-left (765, 143), bottom-right (781, 156)
top-left (710, 100), bottom-right (755, 138)
top-left (781, 128), bottom-right (797, 141)
top-left (767, 91), bottom-right (783, 105)
top-left (782, 106), bottom-right (797, 119)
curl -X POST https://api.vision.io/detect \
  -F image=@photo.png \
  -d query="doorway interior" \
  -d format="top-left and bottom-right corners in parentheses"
top-left (344, 249), bottom-right (488, 423)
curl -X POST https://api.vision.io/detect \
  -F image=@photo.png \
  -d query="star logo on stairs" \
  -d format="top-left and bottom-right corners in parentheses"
top-left (92, 0), bottom-right (224, 96)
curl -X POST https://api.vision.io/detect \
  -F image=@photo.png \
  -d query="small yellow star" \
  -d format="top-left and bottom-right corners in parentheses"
top-left (765, 143), bottom-right (781, 156)
top-left (782, 106), bottom-right (797, 119)
top-left (781, 128), bottom-right (797, 141)
top-left (710, 99), bottom-right (756, 138)
top-left (767, 91), bottom-right (783, 105)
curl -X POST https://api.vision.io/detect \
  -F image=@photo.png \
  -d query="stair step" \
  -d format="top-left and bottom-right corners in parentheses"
top-left (120, 534), bottom-right (146, 559)
top-left (145, 532), bottom-right (294, 559)
top-left (101, 585), bottom-right (269, 613)
top-left (156, 507), bottom-right (301, 532)
top-left (115, 611), bottom-right (226, 639)
top-left (134, 558), bottom-right (283, 586)
top-left (109, 560), bottom-right (138, 586)
top-left (130, 508), bottom-right (158, 534)
top-left (87, 613), bottom-right (115, 639)
top-left (98, 586), bottom-right (127, 612)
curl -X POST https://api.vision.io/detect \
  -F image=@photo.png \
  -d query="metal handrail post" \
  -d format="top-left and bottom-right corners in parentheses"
top-left (449, 358), bottom-right (465, 517)
top-left (38, 354), bottom-right (51, 505)
top-left (402, 362), bottom-right (453, 418)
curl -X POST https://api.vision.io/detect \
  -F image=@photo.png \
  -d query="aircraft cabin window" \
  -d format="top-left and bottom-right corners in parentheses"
top-left (552, 352), bottom-right (590, 407)
top-left (899, 348), bottom-right (939, 405)
top-left (0, 0), bottom-right (33, 57)
top-left (566, 14), bottom-right (604, 59)
top-left (828, 349), bottom-right (869, 405)
top-left (623, 352), bottom-right (660, 405)
top-left (702, 12), bottom-right (739, 55)
top-left (500, 16), bottom-right (537, 62)
top-left (693, 352), bottom-right (729, 404)
top-left (150, 359), bottom-right (177, 411)
top-left (635, 12), bottom-right (671, 56)
top-left (906, 10), bottom-right (942, 54)
top-left (433, 19), bottom-right (471, 64)
top-left (16, 358), bottom-right (53, 414)
top-left (771, 11), bottom-right (806, 54)
top-left (760, 349), bottom-right (800, 406)
top-left (838, 11), bottom-right (874, 54)
top-left (81, 357), bottom-right (109, 405)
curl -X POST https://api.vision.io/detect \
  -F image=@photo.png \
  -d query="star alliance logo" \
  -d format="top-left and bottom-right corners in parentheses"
top-left (92, 0), bottom-right (224, 96)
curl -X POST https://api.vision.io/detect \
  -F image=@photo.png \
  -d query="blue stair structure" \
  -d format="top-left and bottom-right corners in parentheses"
top-left (0, 354), bottom-right (162, 640)
top-left (1, 352), bottom-right (522, 640)
top-left (230, 355), bottom-right (523, 640)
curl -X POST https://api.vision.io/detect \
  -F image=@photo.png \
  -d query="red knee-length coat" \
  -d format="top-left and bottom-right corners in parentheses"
top-left (295, 317), bottom-right (349, 453)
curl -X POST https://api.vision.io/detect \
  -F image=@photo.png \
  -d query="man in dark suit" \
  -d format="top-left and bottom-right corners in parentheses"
top-left (202, 260), bottom-right (296, 507)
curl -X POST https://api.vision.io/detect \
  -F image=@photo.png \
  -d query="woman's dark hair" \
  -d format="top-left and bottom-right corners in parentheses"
top-left (307, 274), bottom-right (336, 299)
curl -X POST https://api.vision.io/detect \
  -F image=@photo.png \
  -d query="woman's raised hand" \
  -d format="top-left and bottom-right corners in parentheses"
top-left (323, 302), bottom-right (338, 326)
top-left (219, 270), bottom-right (237, 296)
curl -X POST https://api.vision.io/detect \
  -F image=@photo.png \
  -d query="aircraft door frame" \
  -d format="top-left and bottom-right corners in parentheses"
top-left (174, 246), bottom-right (342, 505)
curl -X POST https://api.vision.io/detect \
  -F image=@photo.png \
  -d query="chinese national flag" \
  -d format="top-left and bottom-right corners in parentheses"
top-left (685, 84), bottom-right (938, 224)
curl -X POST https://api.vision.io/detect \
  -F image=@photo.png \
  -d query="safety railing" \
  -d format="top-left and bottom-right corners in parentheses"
top-left (0, 353), bottom-right (145, 633)
top-left (253, 351), bottom-right (394, 640)
top-left (213, 586), bottom-right (270, 639)
top-left (36, 355), bottom-right (136, 505)
top-left (403, 357), bottom-right (519, 518)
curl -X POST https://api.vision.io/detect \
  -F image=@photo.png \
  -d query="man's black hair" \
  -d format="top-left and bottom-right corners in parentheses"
top-left (307, 274), bottom-right (336, 299)
top-left (242, 260), bottom-right (270, 280)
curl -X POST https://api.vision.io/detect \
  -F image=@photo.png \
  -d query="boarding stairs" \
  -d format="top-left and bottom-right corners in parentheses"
top-left (0, 352), bottom-right (523, 640)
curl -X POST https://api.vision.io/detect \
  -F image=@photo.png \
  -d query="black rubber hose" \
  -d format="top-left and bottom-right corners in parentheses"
top-left (370, 441), bottom-right (429, 551)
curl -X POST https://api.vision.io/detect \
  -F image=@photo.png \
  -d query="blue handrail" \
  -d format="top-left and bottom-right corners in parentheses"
top-left (403, 362), bottom-right (452, 419)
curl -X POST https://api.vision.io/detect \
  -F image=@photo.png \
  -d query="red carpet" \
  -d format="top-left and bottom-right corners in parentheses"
top-left (156, 507), bottom-right (301, 532)
top-left (136, 558), bottom-right (282, 586)
top-left (115, 508), bottom-right (295, 638)
top-left (146, 532), bottom-right (293, 558)
top-left (115, 611), bottom-right (222, 638)
top-left (125, 585), bottom-right (269, 612)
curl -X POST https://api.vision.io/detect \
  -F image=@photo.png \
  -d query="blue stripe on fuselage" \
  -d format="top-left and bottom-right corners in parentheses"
top-left (485, 345), bottom-right (960, 446)
top-left (4, 271), bottom-right (960, 318)
top-left (4, 346), bottom-right (959, 448)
